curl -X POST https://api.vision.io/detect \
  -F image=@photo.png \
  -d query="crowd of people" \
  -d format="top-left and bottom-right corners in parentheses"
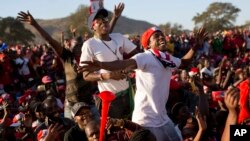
top-left (0, 2), bottom-right (250, 141)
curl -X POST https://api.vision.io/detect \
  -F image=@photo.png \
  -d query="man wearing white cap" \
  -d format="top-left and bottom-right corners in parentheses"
top-left (17, 2), bottom-right (125, 120)
top-left (80, 3), bottom-right (138, 119)
top-left (64, 102), bottom-right (93, 141)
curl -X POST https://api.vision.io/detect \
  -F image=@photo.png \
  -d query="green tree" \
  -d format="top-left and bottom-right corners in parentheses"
top-left (0, 17), bottom-right (35, 44)
top-left (171, 23), bottom-right (183, 35)
top-left (159, 22), bottom-right (183, 35)
top-left (244, 20), bottom-right (250, 29)
top-left (192, 2), bottom-right (240, 32)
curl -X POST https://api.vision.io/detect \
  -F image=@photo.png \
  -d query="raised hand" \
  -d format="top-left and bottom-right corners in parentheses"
top-left (2, 101), bottom-right (8, 115)
top-left (224, 87), bottom-right (239, 112)
top-left (45, 123), bottom-right (64, 140)
top-left (113, 3), bottom-right (125, 18)
top-left (69, 25), bottom-right (76, 37)
top-left (192, 27), bottom-right (208, 51)
top-left (106, 117), bottom-right (124, 131)
top-left (17, 11), bottom-right (36, 25)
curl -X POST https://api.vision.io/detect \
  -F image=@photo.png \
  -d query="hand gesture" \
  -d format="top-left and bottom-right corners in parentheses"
top-left (46, 123), bottom-right (64, 140)
top-left (17, 11), bottom-right (36, 25)
top-left (70, 25), bottom-right (77, 34)
top-left (2, 101), bottom-right (9, 115)
top-left (224, 87), bottom-right (239, 112)
top-left (108, 71), bottom-right (127, 80)
top-left (192, 27), bottom-right (208, 51)
top-left (113, 3), bottom-right (125, 18)
top-left (106, 117), bottom-right (124, 134)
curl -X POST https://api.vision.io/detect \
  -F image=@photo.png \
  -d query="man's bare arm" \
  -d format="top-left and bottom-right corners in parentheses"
top-left (79, 59), bottom-right (137, 75)
top-left (109, 3), bottom-right (124, 33)
top-left (17, 11), bottom-right (63, 56)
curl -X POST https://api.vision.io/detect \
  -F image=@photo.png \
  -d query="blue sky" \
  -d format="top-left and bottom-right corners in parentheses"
top-left (0, 0), bottom-right (249, 30)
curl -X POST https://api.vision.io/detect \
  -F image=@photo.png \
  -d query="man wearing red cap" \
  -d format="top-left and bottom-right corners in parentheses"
top-left (79, 26), bottom-right (207, 140)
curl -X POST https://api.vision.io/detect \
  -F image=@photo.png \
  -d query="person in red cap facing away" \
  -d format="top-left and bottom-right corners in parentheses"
top-left (79, 26), bottom-right (207, 141)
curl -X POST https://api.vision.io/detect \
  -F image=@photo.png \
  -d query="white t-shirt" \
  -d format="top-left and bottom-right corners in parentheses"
top-left (200, 67), bottom-right (213, 78)
top-left (132, 51), bottom-right (181, 127)
top-left (80, 33), bottom-right (136, 93)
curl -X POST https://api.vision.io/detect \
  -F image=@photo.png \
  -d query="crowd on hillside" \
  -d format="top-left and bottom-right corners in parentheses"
top-left (1, 2), bottom-right (250, 141)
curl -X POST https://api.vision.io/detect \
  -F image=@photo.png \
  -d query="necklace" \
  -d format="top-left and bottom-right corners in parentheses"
top-left (100, 39), bottom-right (120, 60)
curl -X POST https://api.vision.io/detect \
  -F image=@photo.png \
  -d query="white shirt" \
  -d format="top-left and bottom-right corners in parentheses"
top-left (200, 67), bottom-right (213, 78)
top-left (80, 33), bottom-right (136, 93)
top-left (132, 51), bottom-right (181, 127)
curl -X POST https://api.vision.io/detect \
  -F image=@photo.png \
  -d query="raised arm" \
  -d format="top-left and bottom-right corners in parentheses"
top-left (221, 88), bottom-right (239, 141)
top-left (193, 107), bottom-right (207, 141)
top-left (109, 3), bottom-right (124, 33)
top-left (17, 11), bottom-right (63, 56)
top-left (180, 27), bottom-right (208, 68)
top-left (0, 102), bottom-right (9, 127)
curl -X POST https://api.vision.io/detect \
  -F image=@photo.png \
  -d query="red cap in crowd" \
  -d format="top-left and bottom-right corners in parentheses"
top-left (42, 75), bottom-right (53, 84)
top-left (12, 112), bottom-right (25, 124)
top-left (141, 27), bottom-right (161, 49)
top-left (189, 67), bottom-right (199, 77)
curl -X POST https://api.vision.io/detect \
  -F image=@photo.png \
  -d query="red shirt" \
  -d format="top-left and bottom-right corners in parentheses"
top-left (0, 56), bottom-right (13, 85)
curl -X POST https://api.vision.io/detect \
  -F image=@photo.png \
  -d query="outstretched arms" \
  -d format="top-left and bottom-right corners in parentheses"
top-left (17, 11), bottom-right (63, 56)
top-left (78, 59), bottom-right (137, 79)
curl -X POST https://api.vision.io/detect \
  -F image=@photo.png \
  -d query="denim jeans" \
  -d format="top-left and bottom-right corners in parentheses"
top-left (145, 120), bottom-right (182, 141)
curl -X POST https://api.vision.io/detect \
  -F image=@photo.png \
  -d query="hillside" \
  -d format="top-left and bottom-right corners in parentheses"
top-left (26, 14), bottom-right (155, 43)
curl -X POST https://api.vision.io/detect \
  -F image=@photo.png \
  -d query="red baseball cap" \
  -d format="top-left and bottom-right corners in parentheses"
top-left (141, 27), bottom-right (161, 49)
top-left (42, 75), bottom-right (53, 84)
